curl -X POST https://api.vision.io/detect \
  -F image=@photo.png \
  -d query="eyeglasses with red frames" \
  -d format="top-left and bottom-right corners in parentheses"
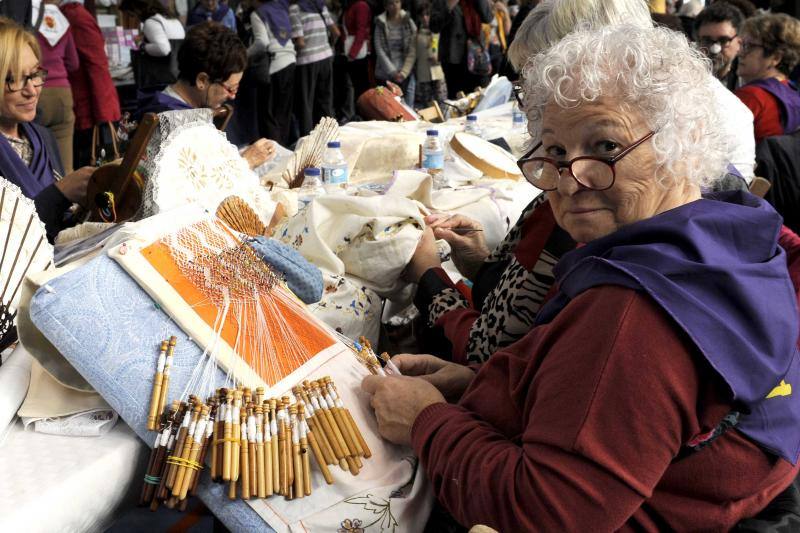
top-left (213, 80), bottom-right (239, 97)
top-left (517, 131), bottom-right (655, 191)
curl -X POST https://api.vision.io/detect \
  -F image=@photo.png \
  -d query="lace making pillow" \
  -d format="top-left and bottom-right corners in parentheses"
top-left (247, 236), bottom-right (323, 304)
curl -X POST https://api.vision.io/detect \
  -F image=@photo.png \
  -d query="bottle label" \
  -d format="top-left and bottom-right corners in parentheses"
top-left (323, 166), bottom-right (348, 185)
top-left (422, 152), bottom-right (444, 170)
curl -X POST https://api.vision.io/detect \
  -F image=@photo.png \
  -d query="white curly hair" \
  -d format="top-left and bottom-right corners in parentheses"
top-left (522, 24), bottom-right (729, 187)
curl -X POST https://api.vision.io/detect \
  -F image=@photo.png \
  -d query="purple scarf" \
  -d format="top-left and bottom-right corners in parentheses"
top-left (257, 1), bottom-right (292, 46)
top-left (297, 0), bottom-right (324, 15)
top-left (187, 3), bottom-right (231, 26)
top-left (747, 78), bottom-right (800, 135)
top-left (536, 190), bottom-right (800, 463)
top-left (0, 122), bottom-right (57, 199)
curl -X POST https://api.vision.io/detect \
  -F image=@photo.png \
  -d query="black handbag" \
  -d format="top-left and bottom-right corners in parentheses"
top-left (249, 50), bottom-right (272, 85)
top-left (131, 41), bottom-right (182, 90)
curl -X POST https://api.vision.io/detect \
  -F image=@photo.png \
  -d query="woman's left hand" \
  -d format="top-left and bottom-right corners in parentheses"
top-left (55, 166), bottom-right (94, 207)
top-left (242, 138), bottom-right (276, 169)
top-left (361, 375), bottom-right (446, 446)
top-left (403, 226), bottom-right (441, 283)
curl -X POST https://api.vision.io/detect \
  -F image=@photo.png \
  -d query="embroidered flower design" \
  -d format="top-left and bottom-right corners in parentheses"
top-left (338, 518), bottom-right (365, 533)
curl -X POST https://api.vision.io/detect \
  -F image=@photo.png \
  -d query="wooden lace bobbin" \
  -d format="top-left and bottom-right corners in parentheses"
top-left (303, 382), bottom-right (348, 469)
top-left (165, 402), bottom-right (192, 490)
top-left (152, 405), bottom-right (182, 509)
top-left (283, 398), bottom-right (296, 492)
top-left (299, 403), bottom-right (332, 485)
top-left (290, 405), bottom-right (304, 499)
top-left (140, 430), bottom-right (164, 505)
top-left (171, 402), bottom-right (202, 495)
top-left (178, 407), bottom-right (210, 500)
top-left (222, 389), bottom-right (234, 481)
top-left (278, 398), bottom-right (291, 496)
top-left (246, 408), bottom-right (258, 498)
top-left (300, 420), bottom-right (312, 496)
top-left (307, 382), bottom-right (357, 474)
top-left (158, 337), bottom-right (177, 418)
top-left (229, 390), bottom-right (243, 498)
top-left (263, 401), bottom-right (274, 496)
top-left (147, 341), bottom-right (169, 431)
top-left (449, 131), bottom-right (523, 180)
top-left (255, 404), bottom-right (267, 499)
top-left (210, 393), bottom-right (221, 481)
top-left (240, 411), bottom-right (250, 500)
top-left (321, 378), bottom-right (363, 458)
top-left (190, 411), bottom-right (216, 497)
top-left (269, 399), bottom-right (280, 494)
top-left (293, 386), bottom-right (336, 465)
top-left (326, 377), bottom-right (372, 458)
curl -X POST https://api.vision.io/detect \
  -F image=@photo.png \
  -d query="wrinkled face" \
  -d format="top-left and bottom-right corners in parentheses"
top-left (696, 21), bottom-right (741, 78)
top-left (542, 99), bottom-right (679, 243)
top-left (199, 71), bottom-right (242, 109)
top-left (385, 0), bottom-right (401, 17)
top-left (1, 45), bottom-right (41, 126)
top-left (737, 33), bottom-right (780, 83)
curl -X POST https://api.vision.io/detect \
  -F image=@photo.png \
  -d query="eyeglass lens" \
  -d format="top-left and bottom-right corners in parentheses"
top-left (6, 70), bottom-right (47, 92)
top-left (522, 159), bottom-right (614, 190)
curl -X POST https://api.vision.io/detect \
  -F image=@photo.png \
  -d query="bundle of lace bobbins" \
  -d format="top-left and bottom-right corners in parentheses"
top-left (140, 377), bottom-right (372, 509)
top-left (353, 336), bottom-right (402, 376)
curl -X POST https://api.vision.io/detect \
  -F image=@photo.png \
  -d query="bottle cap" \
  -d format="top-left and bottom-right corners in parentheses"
top-left (327, 141), bottom-right (341, 148)
top-left (467, 115), bottom-right (477, 121)
top-left (304, 167), bottom-right (321, 176)
top-left (426, 129), bottom-right (439, 136)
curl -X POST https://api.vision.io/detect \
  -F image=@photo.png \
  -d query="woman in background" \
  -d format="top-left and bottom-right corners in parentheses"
top-left (342, 0), bottom-right (372, 101)
top-left (735, 13), bottom-right (800, 143)
top-left (187, 0), bottom-right (237, 31)
top-left (0, 17), bottom-right (93, 240)
top-left (374, 0), bottom-right (417, 105)
top-left (34, 0), bottom-right (79, 172)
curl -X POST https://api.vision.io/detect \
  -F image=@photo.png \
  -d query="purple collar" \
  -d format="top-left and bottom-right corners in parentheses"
top-left (187, 3), bottom-right (230, 26)
top-left (536, 191), bottom-right (800, 463)
top-left (0, 122), bottom-right (57, 199)
top-left (256, 0), bottom-right (292, 46)
top-left (746, 78), bottom-right (800, 135)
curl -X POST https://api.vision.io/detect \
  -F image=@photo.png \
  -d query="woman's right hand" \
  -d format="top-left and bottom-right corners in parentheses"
top-left (392, 353), bottom-right (475, 402)
top-left (426, 213), bottom-right (490, 280)
top-left (55, 166), bottom-right (94, 207)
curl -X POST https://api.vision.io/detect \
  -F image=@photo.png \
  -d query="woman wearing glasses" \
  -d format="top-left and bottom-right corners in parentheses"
top-left (136, 22), bottom-right (276, 170)
top-left (365, 24), bottom-right (800, 531)
top-left (0, 17), bottom-right (94, 241)
top-left (735, 13), bottom-right (800, 143)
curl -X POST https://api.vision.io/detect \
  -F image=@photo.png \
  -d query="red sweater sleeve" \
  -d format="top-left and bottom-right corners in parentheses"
top-left (736, 85), bottom-right (784, 143)
top-left (412, 287), bottom-right (710, 531)
top-left (71, 9), bottom-right (121, 124)
top-left (346, 2), bottom-right (371, 60)
top-left (63, 31), bottom-right (80, 74)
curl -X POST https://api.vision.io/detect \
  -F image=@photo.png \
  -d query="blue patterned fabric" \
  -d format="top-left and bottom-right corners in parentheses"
top-left (28, 254), bottom-right (274, 533)
top-left (247, 236), bottom-right (323, 304)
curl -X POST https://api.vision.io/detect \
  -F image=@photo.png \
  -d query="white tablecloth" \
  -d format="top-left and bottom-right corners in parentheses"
top-left (0, 420), bottom-right (147, 533)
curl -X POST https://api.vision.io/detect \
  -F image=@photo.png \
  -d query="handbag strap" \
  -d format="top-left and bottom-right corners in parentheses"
top-left (90, 122), bottom-right (121, 165)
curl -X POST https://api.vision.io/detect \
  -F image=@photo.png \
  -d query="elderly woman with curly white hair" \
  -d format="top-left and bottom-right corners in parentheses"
top-left (364, 24), bottom-right (800, 531)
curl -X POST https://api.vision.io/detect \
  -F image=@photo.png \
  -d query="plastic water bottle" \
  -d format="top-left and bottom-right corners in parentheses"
top-left (422, 130), bottom-right (444, 173)
top-left (464, 114), bottom-right (482, 137)
top-left (300, 166), bottom-right (325, 201)
top-left (321, 141), bottom-right (349, 192)
top-left (512, 102), bottom-right (526, 129)
top-left (422, 129), bottom-right (446, 188)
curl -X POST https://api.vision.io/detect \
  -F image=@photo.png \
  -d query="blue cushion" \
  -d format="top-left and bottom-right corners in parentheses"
top-left (28, 254), bottom-right (273, 533)
top-left (247, 237), bottom-right (323, 304)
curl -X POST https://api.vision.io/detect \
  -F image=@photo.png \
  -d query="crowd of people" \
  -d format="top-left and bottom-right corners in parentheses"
top-left (3, 0), bottom-right (800, 530)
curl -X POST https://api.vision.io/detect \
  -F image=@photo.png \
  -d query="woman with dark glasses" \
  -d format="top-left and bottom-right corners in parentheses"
top-left (366, 24), bottom-right (800, 531)
top-left (0, 17), bottom-right (94, 241)
top-left (735, 13), bottom-right (800, 143)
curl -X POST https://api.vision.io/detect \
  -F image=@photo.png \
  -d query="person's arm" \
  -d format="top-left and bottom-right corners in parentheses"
top-left (412, 288), bottom-right (706, 531)
top-left (248, 11), bottom-right (270, 58)
top-left (399, 18), bottom-right (417, 80)
top-left (290, 5), bottom-right (305, 49)
top-left (33, 184), bottom-right (72, 242)
top-left (71, 13), bottom-right (121, 124)
top-left (63, 30), bottom-right (80, 73)
top-left (347, 3), bottom-right (371, 60)
top-left (142, 18), bottom-right (172, 57)
top-left (373, 20), bottom-right (399, 78)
